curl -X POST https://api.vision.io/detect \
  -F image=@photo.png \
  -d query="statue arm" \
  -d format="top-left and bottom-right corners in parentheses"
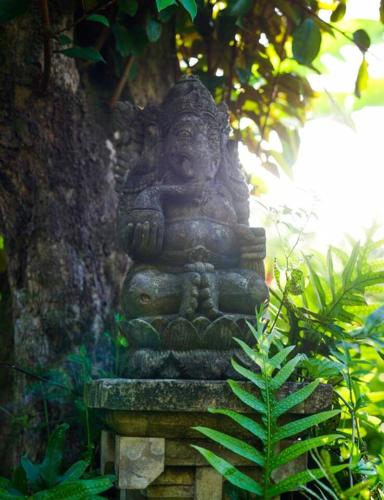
top-left (123, 183), bottom-right (196, 260)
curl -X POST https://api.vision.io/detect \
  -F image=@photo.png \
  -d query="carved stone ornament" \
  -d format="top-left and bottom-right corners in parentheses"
top-left (113, 76), bottom-right (268, 379)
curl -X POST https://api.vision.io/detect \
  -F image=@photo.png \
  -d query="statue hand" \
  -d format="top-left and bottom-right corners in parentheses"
top-left (236, 226), bottom-right (266, 260)
top-left (126, 209), bottom-right (164, 258)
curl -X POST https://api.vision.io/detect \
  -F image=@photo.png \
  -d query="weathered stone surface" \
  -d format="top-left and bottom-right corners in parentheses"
top-left (146, 485), bottom-right (194, 498)
top-left (195, 467), bottom-right (223, 500)
top-left (153, 468), bottom-right (194, 485)
top-left (115, 436), bottom-right (165, 490)
top-left (164, 439), bottom-right (256, 467)
top-left (100, 430), bottom-right (115, 474)
top-left (85, 378), bottom-right (333, 414)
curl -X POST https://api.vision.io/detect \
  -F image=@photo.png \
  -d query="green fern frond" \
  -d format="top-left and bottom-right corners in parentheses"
top-left (194, 314), bottom-right (343, 498)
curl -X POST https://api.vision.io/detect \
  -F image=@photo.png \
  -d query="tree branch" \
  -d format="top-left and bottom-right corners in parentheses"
top-left (109, 56), bottom-right (135, 108)
top-left (54, 0), bottom-right (118, 37)
top-left (39, 0), bottom-right (52, 91)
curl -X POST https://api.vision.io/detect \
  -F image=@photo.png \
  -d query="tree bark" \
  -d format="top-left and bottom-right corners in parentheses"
top-left (0, 1), bottom-right (176, 471)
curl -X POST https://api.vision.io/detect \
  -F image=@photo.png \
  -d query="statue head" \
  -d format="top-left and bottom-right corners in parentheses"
top-left (159, 76), bottom-right (228, 182)
top-left (117, 76), bottom-right (250, 223)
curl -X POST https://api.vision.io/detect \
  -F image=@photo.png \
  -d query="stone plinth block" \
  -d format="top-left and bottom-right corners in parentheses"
top-left (85, 379), bottom-right (333, 499)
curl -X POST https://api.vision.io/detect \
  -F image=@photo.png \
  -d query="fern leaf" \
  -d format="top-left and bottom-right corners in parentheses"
top-left (233, 337), bottom-right (264, 369)
top-left (0, 489), bottom-right (27, 500)
top-left (342, 242), bottom-right (360, 287)
top-left (271, 354), bottom-right (305, 390)
top-left (208, 408), bottom-right (267, 443)
top-left (59, 460), bottom-right (89, 483)
top-left (341, 479), bottom-right (374, 498)
top-left (303, 254), bottom-right (327, 309)
top-left (227, 380), bottom-right (267, 414)
top-left (326, 247), bottom-right (336, 300)
top-left (273, 410), bottom-right (341, 442)
top-left (35, 476), bottom-right (115, 499)
top-left (271, 435), bottom-right (342, 470)
top-left (267, 464), bottom-right (347, 497)
top-left (269, 346), bottom-right (296, 368)
top-left (192, 427), bottom-right (264, 466)
top-left (272, 380), bottom-right (320, 418)
top-left (191, 446), bottom-right (262, 495)
top-left (232, 359), bottom-right (265, 390)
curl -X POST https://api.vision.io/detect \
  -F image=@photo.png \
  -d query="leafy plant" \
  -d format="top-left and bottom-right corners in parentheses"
top-left (1, 0), bottom-right (382, 174)
top-left (0, 423), bottom-right (114, 499)
top-left (273, 233), bottom-right (384, 356)
top-left (193, 306), bottom-right (346, 498)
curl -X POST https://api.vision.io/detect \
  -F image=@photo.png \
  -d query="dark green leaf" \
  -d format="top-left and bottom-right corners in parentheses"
top-left (228, 380), bottom-right (267, 414)
top-left (271, 354), bottom-right (305, 390)
top-left (158, 5), bottom-right (177, 22)
top-left (20, 456), bottom-right (41, 490)
top-left (34, 476), bottom-right (115, 499)
top-left (112, 24), bottom-right (148, 57)
top-left (87, 14), bottom-right (110, 27)
top-left (231, 359), bottom-right (265, 390)
top-left (59, 35), bottom-right (72, 47)
top-left (269, 346), bottom-right (296, 369)
top-left (353, 29), bottom-right (371, 52)
top-left (178, 0), bottom-right (197, 20)
top-left (156, 0), bottom-right (176, 12)
top-left (292, 18), bottom-right (322, 65)
top-left (118, 0), bottom-right (138, 16)
top-left (272, 380), bottom-right (320, 418)
top-left (11, 466), bottom-right (28, 495)
top-left (61, 47), bottom-right (105, 63)
top-left (60, 461), bottom-right (89, 483)
top-left (267, 465), bottom-right (347, 496)
top-left (146, 17), bottom-right (162, 42)
top-left (191, 446), bottom-right (262, 495)
top-left (330, 2), bottom-right (346, 23)
top-left (271, 434), bottom-right (342, 469)
top-left (273, 410), bottom-right (341, 442)
top-left (209, 408), bottom-right (267, 442)
top-left (228, 0), bottom-right (252, 17)
top-left (40, 424), bottom-right (69, 487)
top-left (381, 0), bottom-right (384, 23)
top-left (193, 427), bottom-right (264, 466)
top-left (0, 0), bottom-right (30, 23)
top-left (355, 58), bottom-right (369, 98)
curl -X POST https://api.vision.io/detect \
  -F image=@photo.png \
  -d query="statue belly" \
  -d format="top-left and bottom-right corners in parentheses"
top-left (161, 218), bottom-right (239, 266)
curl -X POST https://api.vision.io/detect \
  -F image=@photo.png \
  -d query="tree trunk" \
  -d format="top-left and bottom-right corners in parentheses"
top-left (0, 1), bottom-right (176, 471)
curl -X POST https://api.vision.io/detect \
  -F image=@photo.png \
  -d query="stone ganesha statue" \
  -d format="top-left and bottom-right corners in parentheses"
top-left (114, 77), bottom-right (268, 378)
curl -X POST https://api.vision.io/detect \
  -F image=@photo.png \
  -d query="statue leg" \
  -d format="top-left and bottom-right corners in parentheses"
top-left (121, 268), bottom-right (183, 319)
top-left (218, 269), bottom-right (269, 315)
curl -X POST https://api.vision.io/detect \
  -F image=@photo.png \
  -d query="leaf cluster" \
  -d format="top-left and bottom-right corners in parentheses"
top-left (193, 307), bottom-right (345, 497)
top-left (0, 0), bottom-right (380, 175)
top-left (0, 424), bottom-right (115, 499)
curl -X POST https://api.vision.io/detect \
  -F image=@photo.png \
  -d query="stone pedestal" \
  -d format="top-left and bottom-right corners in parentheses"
top-left (85, 379), bottom-right (332, 499)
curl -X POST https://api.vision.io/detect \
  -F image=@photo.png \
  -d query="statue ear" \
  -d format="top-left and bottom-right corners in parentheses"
top-left (112, 101), bottom-right (142, 194)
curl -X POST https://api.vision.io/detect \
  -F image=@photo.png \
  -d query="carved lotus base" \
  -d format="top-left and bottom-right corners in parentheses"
top-left (123, 348), bottom-right (254, 379)
top-left (120, 314), bottom-right (257, 379)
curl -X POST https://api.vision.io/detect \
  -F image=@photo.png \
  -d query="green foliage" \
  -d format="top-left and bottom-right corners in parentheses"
top-left (0, 424), bottom-right (114, 498)
top-left (60, 47), bottom-right (105, 63)
top-left (193, 306), bottom-right (345, 497)
top-left (1, 0), bottom-right (380, 174)
top-left (87, 14), bottom-right (110, 27)
top-left (0, 0), bottom-right (30, 23)
top-left (292, 19), bottom-right (322, 66)
top-left (274, 234), bottom-right (384, 356)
